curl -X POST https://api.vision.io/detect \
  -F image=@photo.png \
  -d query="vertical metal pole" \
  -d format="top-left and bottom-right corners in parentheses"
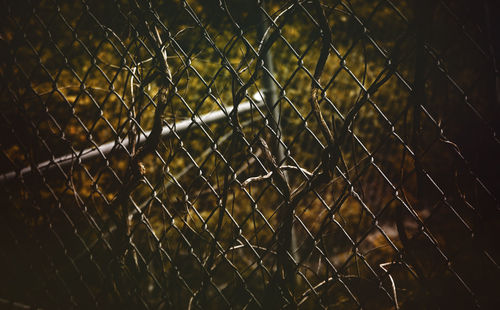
top-left (256, 0), bottom-right (299, 273)
top-left (256, 2), bottom-right (285, 163)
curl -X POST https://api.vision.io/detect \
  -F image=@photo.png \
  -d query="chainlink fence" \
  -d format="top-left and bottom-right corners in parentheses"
top-left (1, 0), bottom-right (499, 309)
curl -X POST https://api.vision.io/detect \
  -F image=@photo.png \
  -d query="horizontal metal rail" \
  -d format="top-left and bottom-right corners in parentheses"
top-left (0, 94), bottom-right (263, 183)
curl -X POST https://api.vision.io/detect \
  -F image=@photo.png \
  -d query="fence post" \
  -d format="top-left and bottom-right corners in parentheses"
top-left (256, 0), bottom-right (300, 296)
top-left (256, 2), bottom-right (285, 163)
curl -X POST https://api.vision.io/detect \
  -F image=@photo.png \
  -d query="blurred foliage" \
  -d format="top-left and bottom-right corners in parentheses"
top-left (1, 0), bottom-right (499, 309)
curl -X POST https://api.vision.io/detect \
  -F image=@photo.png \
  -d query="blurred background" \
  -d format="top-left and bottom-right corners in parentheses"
top-left (1, 0), bottom-right (499, 309)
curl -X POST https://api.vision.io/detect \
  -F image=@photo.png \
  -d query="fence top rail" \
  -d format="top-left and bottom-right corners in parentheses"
top-left (0, 93), bottom-right (264, 183)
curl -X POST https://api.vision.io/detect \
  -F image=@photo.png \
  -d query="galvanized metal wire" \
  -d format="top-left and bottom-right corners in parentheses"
top-left (1, 0), bottom-right (499, 309)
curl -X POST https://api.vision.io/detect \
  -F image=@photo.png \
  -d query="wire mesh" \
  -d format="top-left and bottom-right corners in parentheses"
top-left (1, 0), bottom-right (499, 309)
